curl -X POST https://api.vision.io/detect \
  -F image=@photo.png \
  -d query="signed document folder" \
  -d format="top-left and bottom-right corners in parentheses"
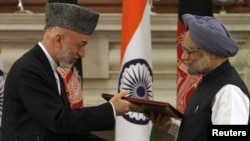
top-left (102, 93), bottom-right (183, 118)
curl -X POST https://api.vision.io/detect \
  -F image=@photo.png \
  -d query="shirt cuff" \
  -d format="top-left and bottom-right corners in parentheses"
top-left (167, 118), bottom-right (181, 139)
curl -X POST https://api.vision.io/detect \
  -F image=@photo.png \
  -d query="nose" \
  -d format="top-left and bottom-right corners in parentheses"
top-left (78, 47), bottom-right (85, 58)
top-left (181, 51), bottom-right (189, 60)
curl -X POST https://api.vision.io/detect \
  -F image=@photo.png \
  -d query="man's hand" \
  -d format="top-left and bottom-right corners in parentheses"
top-left (144, 112), bottom-right (172, 131)
top-left (109, 90), bottom-right (140, 116)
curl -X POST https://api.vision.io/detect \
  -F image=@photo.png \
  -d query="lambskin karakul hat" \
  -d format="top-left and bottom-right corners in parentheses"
top-left (182, 14), bottom-right (238, 57)
top-left (45, 3), bottom-right (99, 35)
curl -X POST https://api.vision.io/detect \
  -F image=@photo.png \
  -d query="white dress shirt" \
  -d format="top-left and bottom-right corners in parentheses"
top-left (38, 42), bottom-right (61, 95)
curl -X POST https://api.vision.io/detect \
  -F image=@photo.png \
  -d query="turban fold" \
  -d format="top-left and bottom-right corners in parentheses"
top-left (182, 14), bottom-right (238, 57)
top-left (45, 3), bottom-right (99, 35)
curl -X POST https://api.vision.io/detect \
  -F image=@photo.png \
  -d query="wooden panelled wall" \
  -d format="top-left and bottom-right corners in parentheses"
top-left (0, 0), bottom-right (249, 13)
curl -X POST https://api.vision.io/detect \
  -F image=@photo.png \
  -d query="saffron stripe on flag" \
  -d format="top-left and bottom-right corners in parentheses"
top-left (116, 0), bottom-right (154, 141)
top-left (176, 0), bottom-right (213, 113)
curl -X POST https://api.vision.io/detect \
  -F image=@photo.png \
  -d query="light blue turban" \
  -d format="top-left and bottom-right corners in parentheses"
top-left (182, 14), bottom-right (238, 57)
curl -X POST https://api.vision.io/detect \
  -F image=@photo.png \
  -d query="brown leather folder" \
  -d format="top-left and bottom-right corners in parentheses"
top-left (102, 93), bottom-right (183, 118)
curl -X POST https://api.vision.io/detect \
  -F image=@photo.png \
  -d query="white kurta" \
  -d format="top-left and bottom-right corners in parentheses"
top-left (168, 84), bottom-right (250, 138)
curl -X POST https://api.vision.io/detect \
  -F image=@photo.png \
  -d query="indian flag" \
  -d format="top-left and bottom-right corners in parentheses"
top-left (115, 0), bottom-right (154, 141)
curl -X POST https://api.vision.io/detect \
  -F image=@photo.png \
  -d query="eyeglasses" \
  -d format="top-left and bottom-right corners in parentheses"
top-left (182, 45), bottom-right (200, 57)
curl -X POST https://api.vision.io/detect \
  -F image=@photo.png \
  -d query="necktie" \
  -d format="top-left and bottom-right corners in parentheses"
top-left (56, 67), bottom-right (83, 109)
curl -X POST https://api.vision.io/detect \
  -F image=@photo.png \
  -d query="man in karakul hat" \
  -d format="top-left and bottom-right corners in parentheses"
top-left (146, 14), bottom-right (250, 141)
top-left (48, 0), bottom-right (84, 78)
top-left (1, 2), bottom-right (138, 141)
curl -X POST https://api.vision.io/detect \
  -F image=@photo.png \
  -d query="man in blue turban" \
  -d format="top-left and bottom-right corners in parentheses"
top-left (182, 14), bottom-right (238, 57)
top-left (146, 14), bottom-right (250, 141)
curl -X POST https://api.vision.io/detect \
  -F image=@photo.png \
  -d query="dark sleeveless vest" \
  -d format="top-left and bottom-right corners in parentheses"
top-left (177, 60), bottom-right (250, 141)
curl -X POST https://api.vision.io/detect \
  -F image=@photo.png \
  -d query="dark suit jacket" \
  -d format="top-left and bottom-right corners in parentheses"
top-left (1, 44), bottom-right (114, 141)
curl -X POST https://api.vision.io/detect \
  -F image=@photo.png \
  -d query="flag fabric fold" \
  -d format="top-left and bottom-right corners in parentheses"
top-left (176, 0), bottom-right (213, 113)
top-left (0, 38), bottom-right (4, 132)
top-left (116, 0), bottom-right (154, 140)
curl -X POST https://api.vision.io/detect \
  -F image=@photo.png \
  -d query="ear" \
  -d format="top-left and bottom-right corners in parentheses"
top-left (209, 53), bottom-right (217, 59)
top-left (53, 33), bottom-right (64, 47)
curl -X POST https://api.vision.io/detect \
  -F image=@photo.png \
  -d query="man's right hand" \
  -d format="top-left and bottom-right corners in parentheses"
top-left (109, 90), bottom-right (140, 116)
top-left (144, 112), bottom-right (172, 131)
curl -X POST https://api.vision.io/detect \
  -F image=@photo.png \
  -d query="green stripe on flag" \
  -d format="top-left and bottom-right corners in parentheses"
top-left (150, 126), bottom-right (155, 141)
